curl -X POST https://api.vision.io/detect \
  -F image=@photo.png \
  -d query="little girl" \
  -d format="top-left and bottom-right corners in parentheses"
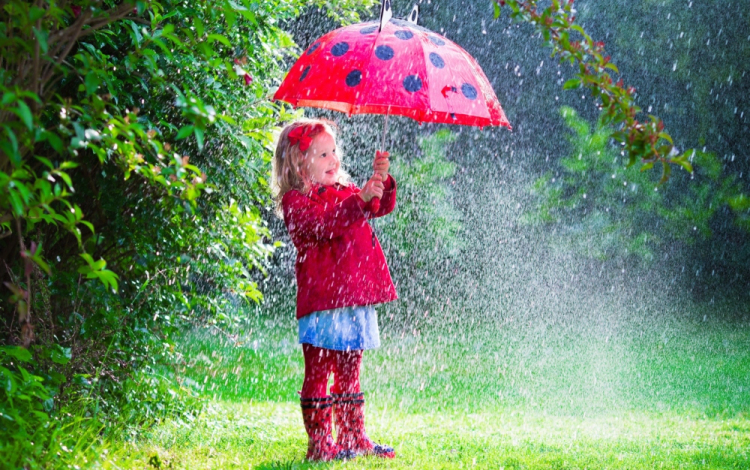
top-left (273, 118), bottom-right (398, 462)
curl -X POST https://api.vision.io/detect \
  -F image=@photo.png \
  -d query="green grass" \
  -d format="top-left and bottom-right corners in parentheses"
top-left (103, 312), bottom-right (750, 469)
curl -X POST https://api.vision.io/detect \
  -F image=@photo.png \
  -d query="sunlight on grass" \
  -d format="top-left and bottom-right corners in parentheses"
top-left (106, 313), bottom-right (750, 469)
top-left (111, 401), bottom-right (750, 469)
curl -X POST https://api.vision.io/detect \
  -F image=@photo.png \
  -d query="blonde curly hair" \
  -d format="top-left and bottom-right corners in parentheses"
top-left (272, 118), bottom-right (351, 216)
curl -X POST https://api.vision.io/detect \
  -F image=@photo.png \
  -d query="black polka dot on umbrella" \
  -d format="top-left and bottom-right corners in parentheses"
top-left (429, 52), bottom-right (445, 68)
top-left (299, 65), bottom-right (311, 82)
top-left (331, 42), bottom-right (350, 57)
top-left (307, 42), bottom-right (321, 55)
top-left (394, 30), bottom-right (414, 40)
top-left (375, 45), bottom-right (394, 61)
top-left (403, 74), bottom-right (423, 92)
top-left (429, 36), bottom-right (446, 46)
top-left (461, 83), bottom-right (478, 100)
top-left (346, 70), bottom-right (362, 87)
top-left (360, 25), bottom-right (378, 34)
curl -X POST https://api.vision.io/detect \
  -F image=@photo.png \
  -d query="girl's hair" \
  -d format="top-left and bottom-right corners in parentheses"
top-left (272, 118), bottom-right (350, 215)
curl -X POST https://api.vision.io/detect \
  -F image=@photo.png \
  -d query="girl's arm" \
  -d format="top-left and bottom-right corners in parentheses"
top-left (283, 190), bottom-right (367, 240)
top-left (365, 175), bottom-right (397, 219)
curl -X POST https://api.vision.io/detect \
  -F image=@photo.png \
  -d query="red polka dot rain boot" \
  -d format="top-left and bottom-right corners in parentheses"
top-left (301, 397), bottom-right (355, 461)
top-left (332, 392), bottom-right (396, 458)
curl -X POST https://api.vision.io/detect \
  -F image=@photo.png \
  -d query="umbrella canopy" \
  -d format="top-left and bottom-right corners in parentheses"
top-left (273, 14), bottom-right (510, 129)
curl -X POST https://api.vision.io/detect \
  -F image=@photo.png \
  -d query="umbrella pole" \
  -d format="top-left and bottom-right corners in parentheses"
top-left (380, 113), bottom-right (389, 151)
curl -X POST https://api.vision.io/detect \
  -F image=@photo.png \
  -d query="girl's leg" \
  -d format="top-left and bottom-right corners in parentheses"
top-left (330, 349), bottom-right (362, 395)
top-left (301, 344), bottom-right (335, 398)
top-left (331, 350), bottom-right (395, 459)
top-left (300, 344), bottom-right (352, 461)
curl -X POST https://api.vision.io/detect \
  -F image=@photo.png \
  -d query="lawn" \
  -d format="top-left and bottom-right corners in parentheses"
top-left (105, 309), bottom-right (750, 469)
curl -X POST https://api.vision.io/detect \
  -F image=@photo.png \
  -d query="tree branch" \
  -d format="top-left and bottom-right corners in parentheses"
top-left (494, 0), bottom-right (694, 182)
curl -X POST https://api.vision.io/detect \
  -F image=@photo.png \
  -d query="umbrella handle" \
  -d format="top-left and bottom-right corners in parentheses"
top-left (370, 114), bottom-right (390, 215)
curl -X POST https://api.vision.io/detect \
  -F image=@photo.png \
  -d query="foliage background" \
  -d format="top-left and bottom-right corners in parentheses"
top-left (0, 0), bottom-right (374, 467)
top-left (1, 0), bottom-right (748, 467)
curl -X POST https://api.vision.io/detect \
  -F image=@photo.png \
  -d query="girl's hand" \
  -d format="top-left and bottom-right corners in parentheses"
top-left (373, 151), bottom-right (390, 180)
top-left (360, 173), bottom-right (385, 202)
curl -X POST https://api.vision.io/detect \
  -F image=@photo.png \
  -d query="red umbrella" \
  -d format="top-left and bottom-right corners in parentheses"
top-left (273, 1), bottom-right (511, 208)
top-left (274, 2), bottom-right (510, 129)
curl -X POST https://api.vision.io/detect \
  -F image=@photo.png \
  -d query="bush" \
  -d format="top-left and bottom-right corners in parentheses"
top-left (0, 0), bottom-right (374, 466)
top-left (524, 106), bottom-right (749, 274)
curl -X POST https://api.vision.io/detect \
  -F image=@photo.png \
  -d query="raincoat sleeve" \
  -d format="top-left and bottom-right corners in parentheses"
top-left (282, 190), bottom-right (366, 241)
top-left (365, 174), bottom-right (397, 219)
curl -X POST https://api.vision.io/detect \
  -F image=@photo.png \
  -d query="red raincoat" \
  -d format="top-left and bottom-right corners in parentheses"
top-left (282, 175), bottom-right (398, 319)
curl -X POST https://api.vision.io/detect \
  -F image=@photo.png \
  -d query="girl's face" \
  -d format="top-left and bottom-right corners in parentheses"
top-left (303, 130), bottom-right (340, 186)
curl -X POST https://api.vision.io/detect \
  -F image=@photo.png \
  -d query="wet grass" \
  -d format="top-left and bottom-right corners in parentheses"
top-left (105, 311), bottom-right (750, 469)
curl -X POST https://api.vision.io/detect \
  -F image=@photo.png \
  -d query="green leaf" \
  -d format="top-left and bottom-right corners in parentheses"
top-left (571, 24), bottom-right (586, 35)
top-left (658, 132), bottom-right (673, 145)
top-left (28, 6), bottom-right (46, 22)
top-left (79, 253), bottom-right (95, 267)
top-left (604, 63), bottom-right (619, 73)
top-left (1, 346), bottom-right (33, 363)
top-left (49, 346), bottom-right (72, 365)
top-left (2, 128), bottom-right (20, 166)
top-left (8, 191), bottom-right (24, 216)
top-left (35, 156), bottom-right (54, 169)
top-left (193, 16), bottom-right (204, 38)
top-left (15, 101), bottom-right (33, 130)
top-left (1, 92), bottom-right (16, 106)
top-left (42, 131), bottom-right (65, 154)
top-left (32, 257), bottom-right (52, 276)
top-left (32, 27), bottom-right (49, 53)
top-left (194, 127), bottom-right (204, 149)
top-left (129, 20), bottom-right (144, 45)
top-left (84, 72), bottom-right (101, 95)
top-left (176, 125), bottom-right (194, 140)
top-left (563, 78), bottom-right (581, 90)
top-left (53, 170), bottom-right (74, 190)
top-left (207, 34), bottom-right (231, 47)
top-left (225, 4), bottom-right (237, 27)
top-left (674, 159), bottom-right (693, 173)
top-left (217, 114), bottom-right (237, 125)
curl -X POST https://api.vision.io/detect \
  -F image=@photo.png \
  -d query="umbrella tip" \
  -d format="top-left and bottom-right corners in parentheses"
top-left (379, 0), bottom-right (392, 31)
top-left (407, 5), bottom-right (419, 25)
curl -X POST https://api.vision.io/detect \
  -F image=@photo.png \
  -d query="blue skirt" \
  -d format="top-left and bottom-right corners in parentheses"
top-left (298, 306), bottom-right (380, 351)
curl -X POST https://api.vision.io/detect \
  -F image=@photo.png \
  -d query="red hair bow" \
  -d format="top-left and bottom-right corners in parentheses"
top-left (288, 125), bottom-right (318, 152)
